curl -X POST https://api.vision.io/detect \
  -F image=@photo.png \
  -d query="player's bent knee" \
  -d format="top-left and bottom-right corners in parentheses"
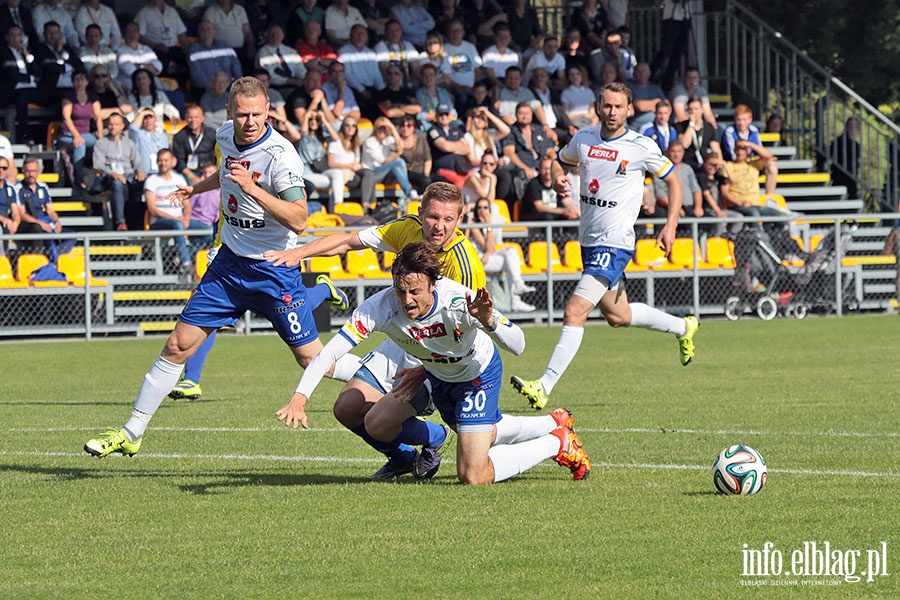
top-left (456, 465), bottom-right (492, 485)
top-left (332, 390), bottom-right (371, 428)
top-left (606, 312), bottom-right (630, 328)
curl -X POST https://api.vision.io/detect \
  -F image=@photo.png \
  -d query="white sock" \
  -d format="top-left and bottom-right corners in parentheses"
top-left (539, 326), bottom-right (584, 395)
top-left (629, 302), bottom-right (686, 336)
top-left (489, 435), bottom-right (560, 482)
top-left (493, 414), bottom-right (557, 445)
top-left (124, 357), bottom-right (184, 440)
top-left (331, 354), bottom-right (362, 382)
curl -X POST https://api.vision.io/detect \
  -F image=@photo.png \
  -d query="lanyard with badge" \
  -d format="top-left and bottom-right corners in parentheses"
top-left (187, 131), bottom-right (203, 171)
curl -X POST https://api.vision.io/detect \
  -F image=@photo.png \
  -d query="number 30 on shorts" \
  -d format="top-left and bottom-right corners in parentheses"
top-left (461, 389), bottom-right (487, 413)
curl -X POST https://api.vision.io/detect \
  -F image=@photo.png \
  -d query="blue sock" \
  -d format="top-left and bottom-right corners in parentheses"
top-left (398, 417), bottom-right (438, 447)
top-left (183, 330), bottom-right (216, 383)
top-left (350, 424), bottom-right (416, 460)
top-left (307, 282), bottom-right (330, 309)
top-left (425, 421), bottom-right (448, 447)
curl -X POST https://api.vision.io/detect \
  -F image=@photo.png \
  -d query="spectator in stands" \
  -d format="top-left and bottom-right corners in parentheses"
top-left (255, 23), bottom-right (307, 104)
top-left (15, 155), bottom-right (75, 257)
top-left (128, 107), bottom-right (169, 176)
top-left (482, 23), bottom-right (520, 91)
top-left (321, 61), bottom-right (361, 123)
top-left (639, 100), bottom-right (677, 152)
top-left (0, 0), bottom-right (38, 50)
top-left (528, 67), bottom-right (573, 145)
top-left (421, 32), bottom-right (449, 78)
top-left (203, 0), bottom-right (254, 69)
top-left (561, 26), bottom-right (590, 74)
top-left (291, 68), bottom-right (325, 124)
top-left (670, 66), bottom-right (717, 127)
top-left (33, 0), bottom-right (79, 49)
top-left (390, 0), bottom-right (434, 49)
top-left (653, 140), bottom-right (710, 228)
top-left (589, 29), bottom-right (627, 85)
top-left (328, 117), bottom-right (376, 211)
top-left (442, 18), bottom-right (483, 101)
top-left (373, 19), bottom-right (422, 89)
top-left (199, 71), bottom-right (229, 130)
top-left (0, 139), bottom-right (15, 185)
top-left (721, 104), bottom-right (779, 197)
top-left (0, 25), bottom-right (42, 141)
top-left (117, 21), bottom-right (163, 93)
top-left (428, 102), bottom-right (474, 184)
top-left (89, 64), bottom-right (132, 121)
top-left (598, 61), bottom-right (619, 86)
top-left (461, 0), bottom-right (506, 50)
top-left (299, 106), bottom-right (344, 211)
top-left (561, 65), bottom-right (597, 130)
top-left (721, 139), bottom-right (783, 230)
top-left (127, 68), bottom-right (181, 130)
top-left (324, 0), bottom-right (366, 48)
top-left (650, 0), bottom-right (692, 92)
top-left (78, 24), bottom-right (118, 83)
top-left (172, 106), bottom-right (217, 184)
top-left (252, 68), bottom-right (291, 124)
top-left (58, 71), bottom-right (102, 193)
top-left (75, 0), bottom-right (121, 50)
top-left (765, 113), bottom-right (784, 136)
top-left (465, 105), bottom-right (510, 163)
top-left (134, 0), bottom-right (189, 78)
top-left (35, 20), bottom-right (83, 93)
top-left (416, 63), bottom-right (456, 130)
top-left (375, 64), bottom-right (421, 120)
top-left (338, 24), bottom-right (384, 118)
top-left (434, 0), bottom-right (465, 42)
top-left (187, 20), bottom-right (242, 97)
top-left (93, 112), bottom-right (146, 230)
top-left (676, 95), bottom-right (721, 176)
top-left (188, 162), bottom-right (220, 239)
top-left (287, 0), bottom-right (325, 44)
top-left (466, 196), bottom-right (536, 312)
top-left (0, 156), bottom-right (21, 249)
top-left (520, 156), bottom-right (579, 223)
top-left (496, 66), bottom-right (545, 128)
top-left (524, 34), bottom-right (566, 88)
top-left (246, 0), bottom-right (290, 52)
top-left (396, 114), bottom-right (432, 192)
top-left (144, 148), bottom-right (208, 271)
top-left (506, 0), bottom-right (541, 55)
top-left (697, 151), bottom-right (733, 236)
top-left (500, 102), bottom-right (554, 203)
top-left (569, 0), bottom-right (607, 51)
top-left (463, 150), bottom-right (498, 208)
top-left (616, 25), bottom-right (637, 80)
top-left (458, 79), bottom-right (495, 120)
top-left (629, 62), bottom-right (665, 130)
top-left (825, 117), bottom-right (861, 200)
top-left (356, 0), bottom-right (390, 42)
top-left (294, 19), bottom-right (336, 83)
top-left (362, 116), bottom-right (417, 206)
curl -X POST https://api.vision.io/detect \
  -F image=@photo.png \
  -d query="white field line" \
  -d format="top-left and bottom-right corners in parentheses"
top-left (6, 426), bottom-right (900, 439)
top-left (0, 451), bottom-right (897, 478)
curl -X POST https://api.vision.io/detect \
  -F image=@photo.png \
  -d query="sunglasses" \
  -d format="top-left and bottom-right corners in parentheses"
top-left (0, 166), bottom-right (7, 170)
top-left (400, 122), bottom-right (414, 127)
top-left (344, 123), bottom-right (357, 128)
top-left (482, 161), bottom-right (496, 166)
top-left (476, 205), bottom-right (490, 210)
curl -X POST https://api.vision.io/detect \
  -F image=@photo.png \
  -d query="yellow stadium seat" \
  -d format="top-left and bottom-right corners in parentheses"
top-left (625, 259), bottom-right (648, 272)
top-left (705, 237), bottom-right (737, 268)
top-left (507, 243), bottom-right (541, 275)
top-left (57, 252), bottom-right (108, 286)
top-left (309, 255), bottom-right (353, 279)
top-left (760, 193), bottom-right (788, 210)
top-left (346, 248), bottom-right (386, 278)
top-left (16, 254), bottom-right (69, 287)
top-left (493, 200), bottom-right (526, 232)
top-left (633, 238), bottom-right (679, 270)
top-left (562, 240), bottom-right (582, 270)
top-left (194, 249), bottom-right (210, 281)
top-left (810, 234), bottom-right (823, 252)
top-left (527, 241), bottom-right (577, 274)
top-left (0, 256), bottom-right (27, 288)
top-left (669, 238), bottom-right (718, 270)
top-left (333, 202), bottom-right (364, 217)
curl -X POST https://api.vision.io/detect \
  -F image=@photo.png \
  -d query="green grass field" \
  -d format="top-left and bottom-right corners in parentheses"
top-left (0, 315), bottom-right (897, 598)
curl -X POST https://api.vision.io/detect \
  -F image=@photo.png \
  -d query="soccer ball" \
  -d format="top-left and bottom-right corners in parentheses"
top-left (712, 445), bottom-right (767, 495)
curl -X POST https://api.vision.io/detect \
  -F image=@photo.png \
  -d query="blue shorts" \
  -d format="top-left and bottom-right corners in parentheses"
top-left (180, 244), bottom-right (319, 347)
top-left (428, 347), bottom-right (503, 433)
top-left (581, 245), bottom-right (634, 287)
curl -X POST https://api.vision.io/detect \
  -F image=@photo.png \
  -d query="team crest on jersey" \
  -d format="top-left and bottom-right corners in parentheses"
top-left (409, 323), bottom-right (447, 340)
top-left (471, 377), bottom-right (482, 386)
top-left (588, 178), bottom-right (601, 194)
top-left (225, 157), bottom-right (250, 170)
top-left (616, 160), bottom-right (629, 176)
top-left (227, 195), bottom-right (238, 213)
top-left (252, 172), bottom-right (261, 183)
top-left (263, 144), bottom-right (285, 157)
top-left (282, 294), bottom-right (292, 304)
top-left (355, 320), bottom-right (369, 336)
top-left (450, 296), bottom-right (467, 309)
top-left (588, 146), bottom-right (618, 161)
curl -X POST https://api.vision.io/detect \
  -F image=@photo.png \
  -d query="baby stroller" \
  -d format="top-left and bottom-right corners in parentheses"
top-left (782, 224), bottom-right (859, 318)
top-left (724, 228), bottom-right (799, 320)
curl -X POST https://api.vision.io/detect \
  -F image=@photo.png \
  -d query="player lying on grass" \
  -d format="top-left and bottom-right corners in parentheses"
top-left (264, 182), bottom-right (485, 481)
top-left (276, 242), bottom-right (592, 484)
top-left (511, 81), bottom-right (699, 411)
top-left (84, 76), bottom-right (361, 458)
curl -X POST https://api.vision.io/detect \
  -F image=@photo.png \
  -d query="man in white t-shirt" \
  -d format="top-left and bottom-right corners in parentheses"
top-left (442, 18), bottom-right (482, 97)
top-left (510, 82), bottom-right (700, 411)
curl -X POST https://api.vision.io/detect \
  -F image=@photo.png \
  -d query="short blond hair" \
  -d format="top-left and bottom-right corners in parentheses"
top-left (228, 76), bottom-right (268, 109)
top-left (421, 182), bottom-right (465, 217)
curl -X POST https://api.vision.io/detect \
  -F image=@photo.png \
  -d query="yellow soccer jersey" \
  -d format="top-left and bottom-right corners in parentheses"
top-left (357, 214), bottom-right (486, 289)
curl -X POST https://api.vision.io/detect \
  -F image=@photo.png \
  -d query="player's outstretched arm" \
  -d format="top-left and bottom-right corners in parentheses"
top-left (551, 160), bottom-right (573, 200)
top-left (264, 231), bottom-right (366, 267)
top-left (467, 288), bottom-right (526, 355)
top-left (167, 170), bottom-right (221, 207)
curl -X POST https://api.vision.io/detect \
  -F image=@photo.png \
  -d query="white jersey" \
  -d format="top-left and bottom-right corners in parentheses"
top-left (560, 126), bottom-right (673, 249)
top-left (215, 122), bottom-right (306, 259)
top-left (341, 278), bottom-right (502, 382)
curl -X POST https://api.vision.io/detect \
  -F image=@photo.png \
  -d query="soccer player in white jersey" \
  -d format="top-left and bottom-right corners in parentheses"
top-left (84, 77), bottom-right (361, 458)
top-left (511, 82), bottom-right (700, 410)
top-left (278, 242), bottom-right (593, 484)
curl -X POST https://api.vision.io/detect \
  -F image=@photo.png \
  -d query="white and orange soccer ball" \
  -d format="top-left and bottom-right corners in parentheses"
top-left (713, 445), bottom-right (768, 495)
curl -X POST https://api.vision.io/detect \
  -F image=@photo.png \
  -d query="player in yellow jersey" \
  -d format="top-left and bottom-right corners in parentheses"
top-left (265, 182), bottom-right (487, 480)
